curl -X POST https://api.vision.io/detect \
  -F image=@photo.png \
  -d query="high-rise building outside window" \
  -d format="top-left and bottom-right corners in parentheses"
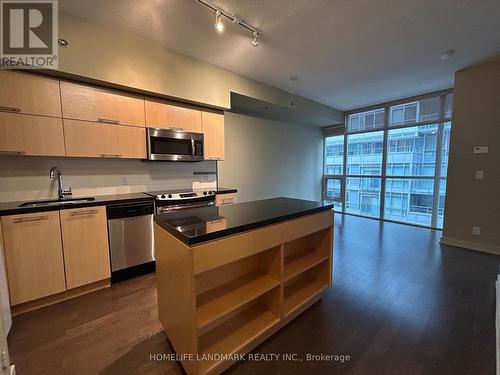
top-left (322, 91), bottom-right (453, 229)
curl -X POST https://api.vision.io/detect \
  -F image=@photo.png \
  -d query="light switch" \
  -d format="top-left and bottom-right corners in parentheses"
top-left (473, 146), bottom-right (489, 154)
top-left (472, 227), bottom-right (481, 235)
top-left (475, 170), bottom-right (484, 179)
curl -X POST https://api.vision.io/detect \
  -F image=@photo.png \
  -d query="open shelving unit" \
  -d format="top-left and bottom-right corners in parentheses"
top-left (198, 290), bottom-right (280, 374)
top-left (283, 262), bottom-right (329, 317)
top-left (195, 247), bottom-right (281, 334)
top-left (283, 229), bottom-right (331, 317)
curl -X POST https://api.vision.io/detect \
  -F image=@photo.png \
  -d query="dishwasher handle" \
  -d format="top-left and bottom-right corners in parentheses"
top-left (106, 201), bottom-right (154, 219)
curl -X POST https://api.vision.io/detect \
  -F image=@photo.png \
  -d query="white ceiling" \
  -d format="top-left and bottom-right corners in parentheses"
top-left (59, 0), bottom-right (500, 111)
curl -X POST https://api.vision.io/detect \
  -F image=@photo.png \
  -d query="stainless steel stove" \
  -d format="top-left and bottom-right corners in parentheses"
top-left (144, 189), bottom-right (216, 214)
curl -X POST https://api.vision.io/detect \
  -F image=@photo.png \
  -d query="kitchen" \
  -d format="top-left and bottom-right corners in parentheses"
top-left (1, 1), bottom-right (500, 375)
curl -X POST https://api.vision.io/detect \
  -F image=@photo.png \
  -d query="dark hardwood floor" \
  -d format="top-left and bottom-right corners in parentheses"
top-left (8, 214), bottom-right (499, 375)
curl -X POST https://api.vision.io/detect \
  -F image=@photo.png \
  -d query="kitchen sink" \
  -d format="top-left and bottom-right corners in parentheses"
top-left (19, 197), bottom-right (96, 208)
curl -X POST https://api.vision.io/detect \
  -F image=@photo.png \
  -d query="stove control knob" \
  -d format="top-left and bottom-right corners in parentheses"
top-left (203, 191), bottom-right (207, 195)
top-left (160, 195), bottom-right (166, 199)
top-left (210, 191), bottom-right (215, 195)
top-left (167, 194), bottom-right (172, 198)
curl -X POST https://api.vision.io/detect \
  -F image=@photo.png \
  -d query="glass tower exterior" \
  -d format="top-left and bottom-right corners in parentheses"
top-left (323, 92), bottom-right (452, 229)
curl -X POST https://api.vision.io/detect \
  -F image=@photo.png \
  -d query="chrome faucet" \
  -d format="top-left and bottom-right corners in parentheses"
top-left (49, 166), bottom-right (72, 200)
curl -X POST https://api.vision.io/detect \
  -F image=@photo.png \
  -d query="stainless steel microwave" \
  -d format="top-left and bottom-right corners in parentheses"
top-left (147, 128), bottom-right (204, 161)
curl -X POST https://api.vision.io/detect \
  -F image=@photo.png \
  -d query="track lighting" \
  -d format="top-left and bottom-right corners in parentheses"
top-left (198, 0), bottom-right (261, 46)
top-left (215, 10), bottom-right (224, 32)
top-left (251, 31), bottom-right (258, 47)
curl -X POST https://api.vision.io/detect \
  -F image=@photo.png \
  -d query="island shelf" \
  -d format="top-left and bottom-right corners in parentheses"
top-left (154, 199), bottom-right (333, 375)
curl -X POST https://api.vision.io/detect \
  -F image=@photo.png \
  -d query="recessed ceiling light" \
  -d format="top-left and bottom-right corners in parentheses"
top-left (289, 75), bottom-right (299, 81)
top-left (440, 49), bottom-right (455, 60)
top-left (58, 38), bottom-right (69, 47)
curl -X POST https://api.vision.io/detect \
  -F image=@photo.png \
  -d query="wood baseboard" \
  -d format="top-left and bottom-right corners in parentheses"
top-left (440, 236), bottom-right (500, 255)
top-left (11, 279), bottom-right (110, 316)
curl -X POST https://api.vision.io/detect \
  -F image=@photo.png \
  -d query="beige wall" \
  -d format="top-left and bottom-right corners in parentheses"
top-left (0, 157), bottom-right (216, 202)
top-left (442, 57), bottom-right (500, 253)
top-left (55, 13), bottom-right (343, 125)
top-left (219, 112), bottom-right (323, 202)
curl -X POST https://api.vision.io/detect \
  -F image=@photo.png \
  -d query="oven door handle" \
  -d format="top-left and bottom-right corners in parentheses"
top-left (159, 201), bottom-right (214, 212)
top-left (191, 137), bottom-right (195, 157)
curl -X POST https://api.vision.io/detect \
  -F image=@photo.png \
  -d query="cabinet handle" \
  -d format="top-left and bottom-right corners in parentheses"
top-left (13, 215), bottom-right (48, 223)
top-left (0, 150), bottom-right (25, 156)
top-left (69, 209), bottom-right (97, 216)
top-left (99, 153), bottom-right (122, 158)
top-left (97, 118), bottom-right (120, 125)
top-left (0, 106), bottom-right (21, 113)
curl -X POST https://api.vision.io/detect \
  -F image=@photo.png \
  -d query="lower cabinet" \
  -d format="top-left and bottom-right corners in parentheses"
top-left (63, 119), bottom-right (146, 159)
top-left (1, 207), bottom-right (111, 307)
top-left (1, 212), bottom-right (66, 305)
top-left (215, 193), bottom-right (238, 206)
top-left (60, 206), bottom-right (111, 289)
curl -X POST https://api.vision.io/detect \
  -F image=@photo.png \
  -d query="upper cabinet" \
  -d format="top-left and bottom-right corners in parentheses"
top-left (0, 112), bottom-right (65, 157)
top-left (145, 98), bottom-right (202, 132)
top-left (0, 70), bottom-right (61, 117)
top-left (64, 119), bottom-right (146, 159)
top-left (202, 109), bottom-right (225, 160)
top-left (60, 81), bottom-right (145, 127)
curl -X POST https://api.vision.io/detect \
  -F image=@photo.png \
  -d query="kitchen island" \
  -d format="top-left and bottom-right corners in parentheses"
top-left (154, 197), bottom-right (334, 375)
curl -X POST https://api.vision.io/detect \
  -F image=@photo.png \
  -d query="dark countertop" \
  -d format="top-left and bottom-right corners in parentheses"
top-left (0, 192), bottom-right (153, 216)
top-left (0, 187), bottom-right (238, 216)
top-left (154, 197), bottom-right (333, 245)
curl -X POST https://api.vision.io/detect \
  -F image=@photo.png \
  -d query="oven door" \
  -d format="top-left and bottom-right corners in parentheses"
top-left (147, 128), bottom-right (204, 161)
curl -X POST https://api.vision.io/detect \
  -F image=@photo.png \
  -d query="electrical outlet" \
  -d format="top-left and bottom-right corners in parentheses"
top-left (472, 227), bottom-right (481, 236)
top-left (475, 170), bottom-right (484, 179)
top-left (121, 176), bottom-right (129, 185)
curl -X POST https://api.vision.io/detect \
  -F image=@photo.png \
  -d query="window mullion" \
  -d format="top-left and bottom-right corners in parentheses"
top-left (379, 106), bottom-right (389, 219)
top-left (431, 95), bottom-right (446, 228)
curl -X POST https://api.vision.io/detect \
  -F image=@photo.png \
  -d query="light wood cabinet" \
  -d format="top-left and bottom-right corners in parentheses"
top-left (0, 71), bottom-right (61, 117)
top-left (0, 112), bottom-right (65, 156)
top-left (60, 206), bottom-right (110, 289)
top-left (1, 212), bottom-right (66, 305)
top-left (64, 119), bottom-right (146, 159)
top-left (145, 98), bottom-right (202, 132)
top-left (202, 109), bottom-right (225, 160)
top-left (60, 81), bottom-right (145, 127)
top-left (215, 193), bottom-right (237, 206)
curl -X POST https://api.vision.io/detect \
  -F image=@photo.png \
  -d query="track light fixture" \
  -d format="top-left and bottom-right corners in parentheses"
top-left (251, 31), bottom-right (258, 47)
top-left (215, 10), bottom-right (224, 32)
top-left (197, 0), bottom-right (261, 46)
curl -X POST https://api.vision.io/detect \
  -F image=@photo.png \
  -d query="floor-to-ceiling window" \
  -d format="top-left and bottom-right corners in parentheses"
top-left (323, 90), bottom-right (453, 229)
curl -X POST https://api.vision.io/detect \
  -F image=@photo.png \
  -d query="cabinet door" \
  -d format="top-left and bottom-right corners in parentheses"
top-left (60, 206), bottom-right (110, 289)
top-left (145, 99), bottom-right (202, 132)
top-left (215, 193), bottom-right (237, 206)
top-left (0, 71), bottom-right (61, 117)
top-left (1, 212), bottom-right (66, 305)
top-left (202, 109), bottom-right (225, 160)
top-left (0, 112), bottom-right (65, 156)
top-left (64, 119), bottom-right (146, 159)
top-left (60, 81), bottom-right (145, 127)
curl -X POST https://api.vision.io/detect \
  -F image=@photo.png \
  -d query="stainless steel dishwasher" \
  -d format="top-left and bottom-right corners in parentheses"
top-left (106, 200), bottom-right (155, 281)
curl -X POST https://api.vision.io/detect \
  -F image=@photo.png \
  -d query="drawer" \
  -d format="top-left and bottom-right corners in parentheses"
top-left (215, 193), bottom-right (237, 206)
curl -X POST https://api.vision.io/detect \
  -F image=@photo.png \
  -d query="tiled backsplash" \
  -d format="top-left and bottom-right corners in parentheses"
top-left (0, 156), bottom-right (216, 202)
